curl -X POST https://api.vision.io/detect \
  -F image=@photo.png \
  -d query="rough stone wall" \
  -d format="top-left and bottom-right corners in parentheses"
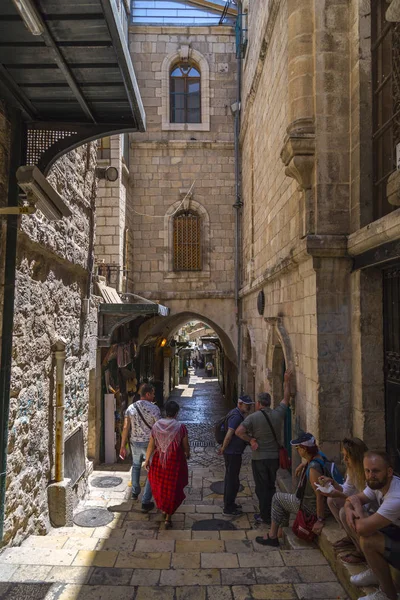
top-left (4, 144), bottom-right (98, 546)
top-left (126, 25), bottom-right (237, 353)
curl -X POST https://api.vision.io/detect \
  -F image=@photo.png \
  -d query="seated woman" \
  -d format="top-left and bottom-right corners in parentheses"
top-left (256, 432), bottom-right (327, 546)
top-left (144, 400), bottom-right (190, 529)
top-left (318, 437), bottom-right (368, 563)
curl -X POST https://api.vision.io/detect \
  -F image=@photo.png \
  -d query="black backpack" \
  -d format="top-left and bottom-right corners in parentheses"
top-left (214, 408), bottom-right (243, 444)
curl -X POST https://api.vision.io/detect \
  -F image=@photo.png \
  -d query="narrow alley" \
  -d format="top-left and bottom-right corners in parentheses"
top-left (0, 372), bottom-right (347, 600)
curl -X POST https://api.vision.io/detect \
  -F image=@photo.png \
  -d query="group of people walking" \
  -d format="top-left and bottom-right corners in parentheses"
top-left (119, 379), bottom-right (400, 600)
top-left (119, 384), bottom-right (189, 528)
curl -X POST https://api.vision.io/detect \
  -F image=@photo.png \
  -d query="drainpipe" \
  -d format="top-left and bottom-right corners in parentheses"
top-left (53, 338), bottom-right (66, 483)
top-left (0, 108), bottom-right (23, 543)
top-left (233, 3), bottom-right (243, 393)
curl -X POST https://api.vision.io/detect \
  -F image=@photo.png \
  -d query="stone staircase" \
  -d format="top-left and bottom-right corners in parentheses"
top-left (0, 461), bottom-right (349, 599)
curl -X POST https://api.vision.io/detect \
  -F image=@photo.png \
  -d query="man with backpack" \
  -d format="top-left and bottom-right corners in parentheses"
top-left (119, 383), bottom-right (161, 511)
top-left (235, 370), bottom-right (292, 525)
top-left (217, 395), bottom-right (253, 516)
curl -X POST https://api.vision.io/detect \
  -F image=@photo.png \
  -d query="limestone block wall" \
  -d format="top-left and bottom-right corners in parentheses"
top-left (127, 26), bottom-right (236, 298)
top-left (4, 144), bottom-right (98, 546)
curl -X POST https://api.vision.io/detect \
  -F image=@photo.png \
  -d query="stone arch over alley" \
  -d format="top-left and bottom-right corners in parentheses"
top-left (138, 301), bottom-right (238, 405)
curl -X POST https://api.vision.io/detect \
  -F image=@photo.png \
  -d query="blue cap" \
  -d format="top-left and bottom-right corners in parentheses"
top-left (238, 394), bottom-right (254, 405)
top-left (290, 432), bottom-right (316, 447)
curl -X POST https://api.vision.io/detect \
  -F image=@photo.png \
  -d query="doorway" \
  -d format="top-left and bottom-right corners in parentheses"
top-left (383, 265), bottom-right (400, 473)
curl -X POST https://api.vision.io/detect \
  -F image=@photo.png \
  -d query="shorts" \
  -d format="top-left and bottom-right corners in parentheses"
top-left (381, 524), bottom-right (400, 569)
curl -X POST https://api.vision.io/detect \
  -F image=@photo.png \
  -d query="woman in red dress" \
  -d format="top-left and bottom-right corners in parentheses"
top-left (144, 400), bottom-right (190, 528)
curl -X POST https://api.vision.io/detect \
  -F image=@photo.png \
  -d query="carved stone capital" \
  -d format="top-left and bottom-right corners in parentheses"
top-left (386, 0), bottom-right (400, 21)
top-left (281, 119), bottom-right (315, 190)
top-left (387, 170), bottom-right (400, 206)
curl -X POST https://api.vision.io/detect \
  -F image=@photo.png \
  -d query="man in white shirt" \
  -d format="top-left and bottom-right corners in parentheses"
top-left (120, 384), bottom-right (161, 511)
top-left (342, 451), bottom-right (400, 600)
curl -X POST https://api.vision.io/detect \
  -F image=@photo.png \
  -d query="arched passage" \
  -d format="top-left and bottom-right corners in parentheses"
top-left (138, 309), bottom-right (238, 405)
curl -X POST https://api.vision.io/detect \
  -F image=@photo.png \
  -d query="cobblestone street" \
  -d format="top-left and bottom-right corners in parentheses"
top-left (0, 373), bottom-right (348, 599)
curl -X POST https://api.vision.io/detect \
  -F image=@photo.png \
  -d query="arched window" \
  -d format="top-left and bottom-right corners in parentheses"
top-left (173, 211), bottom-right (202, 271)
top-left (170, 63), bottom-right (201, 124)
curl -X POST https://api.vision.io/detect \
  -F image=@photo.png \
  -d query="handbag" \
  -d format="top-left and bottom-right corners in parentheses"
top-left (260, 410), bottom-right (291, 470)
top-left (292, 469), bottom-right (317, 542)
top-left (292, 508), bottom-right (318, 542)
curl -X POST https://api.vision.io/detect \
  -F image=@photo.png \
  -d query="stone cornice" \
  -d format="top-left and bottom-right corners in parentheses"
top-left (239, 234), bottom-right (348, 298)
top-left (348, 207), bottom-right (400, 256)
top-left (129, 25), bottom-right (234, 35)
top-left (135, 291), bottom-right (235, 300)
top-left (130, 141), bottom-right (234, 150)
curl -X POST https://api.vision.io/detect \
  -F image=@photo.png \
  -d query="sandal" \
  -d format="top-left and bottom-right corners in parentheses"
top-left (340, 552), bottom-right (365, 564)
top-left (164, 518), bottom-right (172, 529)
top-left (333, 536), bottom-right (353, 549)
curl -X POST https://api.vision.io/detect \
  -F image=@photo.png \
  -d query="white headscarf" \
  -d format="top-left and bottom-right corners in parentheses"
top-left (151, 418), bottom-right (182, 468)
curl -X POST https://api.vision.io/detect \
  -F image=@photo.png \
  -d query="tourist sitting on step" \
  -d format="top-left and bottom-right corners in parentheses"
top-left (341, 451), bottom-right (400, 600)
top-left (316, 436), bottom-right (369, 564)
top-left (144, 400), bottom-right (190, 529)
top-left (255, 432), bottom-right (327, 547)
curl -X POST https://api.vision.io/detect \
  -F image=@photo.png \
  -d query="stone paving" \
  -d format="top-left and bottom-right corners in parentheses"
top-left (0, 372), bottom-right (348, 599)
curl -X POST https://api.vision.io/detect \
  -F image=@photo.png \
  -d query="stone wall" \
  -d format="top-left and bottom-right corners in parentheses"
top-left (239, 0), bottom-right (356, 456)
top-left (4, 144), bottom-right (98, 546)
top-left (126, 25), bottom-right (238, 364)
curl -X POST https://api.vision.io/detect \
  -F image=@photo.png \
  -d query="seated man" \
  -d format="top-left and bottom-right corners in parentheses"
top-left (342, 451), bottom-right (400, 600)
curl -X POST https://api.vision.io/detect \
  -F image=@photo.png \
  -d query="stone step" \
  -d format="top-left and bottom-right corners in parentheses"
top-left (282, 519), bottom-right (376, 600)
top-left (0, 545), bottom-right (349, 598)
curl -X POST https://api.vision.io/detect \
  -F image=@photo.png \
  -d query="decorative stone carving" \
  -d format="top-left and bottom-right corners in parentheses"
top-left (179, 44), bottom-right (190, 61)
top-left (386, 0), bottom-right (400, 21)
top-left (281, 118), bottom-right (315, 237)
top-left (387, 170), bottom-right (400, 206)
top-left (179, 188), bottom-right (193, 211)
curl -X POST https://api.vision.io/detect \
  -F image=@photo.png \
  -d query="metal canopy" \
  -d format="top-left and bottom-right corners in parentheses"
top-left (0, 0), bottom-right (146, 173)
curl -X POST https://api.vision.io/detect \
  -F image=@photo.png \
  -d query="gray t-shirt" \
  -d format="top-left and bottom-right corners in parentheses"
top-left (242, 404), bottom-right (288, 460)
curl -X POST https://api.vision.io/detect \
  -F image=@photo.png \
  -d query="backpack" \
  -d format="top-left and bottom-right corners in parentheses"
top-left (214, 408), bottom-right (243, 445)
top-left (306, 452), bottom-right (344, 485)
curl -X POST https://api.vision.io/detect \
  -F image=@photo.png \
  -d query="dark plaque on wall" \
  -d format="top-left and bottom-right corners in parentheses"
top-left (64, 426), bottom-right (86, 486)
top-left (257, 290), bottom-right (265, 316)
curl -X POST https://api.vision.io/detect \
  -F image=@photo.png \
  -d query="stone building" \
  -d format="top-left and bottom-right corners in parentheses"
top-left (239, 0), bottom-right (400, 470)
top-left (120, 11), bottom-right (239, 399)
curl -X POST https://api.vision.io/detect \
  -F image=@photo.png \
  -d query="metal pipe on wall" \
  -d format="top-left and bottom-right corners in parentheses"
top-left (0, 108), bottom-right (23, 543)
top-left (53, 339), bottom-right (66, 483)
top-left (233, 2), bottom-right (243, 393)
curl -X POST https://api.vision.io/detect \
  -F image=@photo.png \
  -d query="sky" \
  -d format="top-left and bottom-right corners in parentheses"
top-left (131, 1), bottom-right (235, 25)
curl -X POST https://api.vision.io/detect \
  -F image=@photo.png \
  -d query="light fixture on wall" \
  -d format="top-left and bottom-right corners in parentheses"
top-left (95, 166), bottom-right (119, 182)
top-left (160, 338), bottom-right (167, 348)
top-left (13, 165), bottom-right (71, 220)
top-left (12, 0), bottom-right (44, 36)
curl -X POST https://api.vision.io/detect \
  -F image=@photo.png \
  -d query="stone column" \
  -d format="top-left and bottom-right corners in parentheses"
top-left (281, 0), bottom-right (316, 237)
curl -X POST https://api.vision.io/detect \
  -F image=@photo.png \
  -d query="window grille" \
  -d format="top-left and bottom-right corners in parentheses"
top-left (170, 63), bottom-right (201, 124)
top-left (97, 136), bottom-right (111, 160)
top-left (173, 211), bottom-right (202, 271)
top-left (372, 2), bottom-right (400, 220)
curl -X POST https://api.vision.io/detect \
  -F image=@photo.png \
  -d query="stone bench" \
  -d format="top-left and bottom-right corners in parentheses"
top-left (277, 470), bottom-right (400, 599)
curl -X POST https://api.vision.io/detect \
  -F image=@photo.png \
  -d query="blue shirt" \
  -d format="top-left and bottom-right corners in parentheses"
top-left (224, 408), bottom-right (246, 455)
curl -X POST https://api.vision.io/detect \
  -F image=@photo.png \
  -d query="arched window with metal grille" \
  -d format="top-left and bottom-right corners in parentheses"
top-left (173, 210), bottom-right (202, 271)
top-left (170, 63), bottom-right (201, 124)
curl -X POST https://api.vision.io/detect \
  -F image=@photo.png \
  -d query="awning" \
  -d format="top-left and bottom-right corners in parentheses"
top-left (0, 0), bottom-right (146, 172)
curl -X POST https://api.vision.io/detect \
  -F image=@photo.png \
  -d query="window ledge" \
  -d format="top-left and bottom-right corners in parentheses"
top-left (162, 122), bottom-right (210, 132)
top-left (164, 270), bottom-right (210, 281)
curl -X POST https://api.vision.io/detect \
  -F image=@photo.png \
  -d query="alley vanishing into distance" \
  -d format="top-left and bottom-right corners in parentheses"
top-left (0, 371), bottom-right (347, 600)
